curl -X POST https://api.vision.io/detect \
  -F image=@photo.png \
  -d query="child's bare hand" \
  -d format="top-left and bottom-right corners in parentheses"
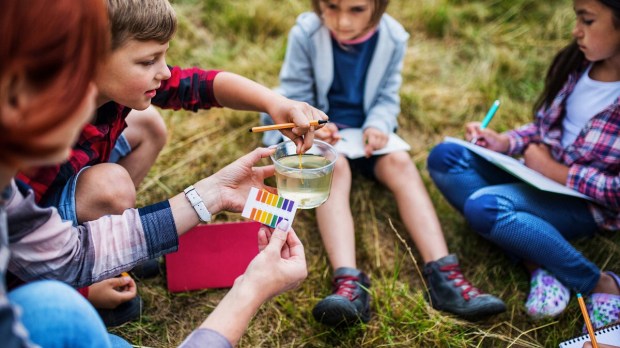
top-left (523, 143), bottom-right (553, 172)
top-left (465, 122), bottom-right (509, 152)
top-left (465, 122), bottom-right (483, 142)
top-left (363, 127), bottom-right (388, 157)
top-left (315, 123), bottom-right (341, 145)
top-left (87, 276), bottom-right (137, 309)
top-left (523, 143), bottom-right (569, 183)
top-left (268, 99), bottom-right (328, 153)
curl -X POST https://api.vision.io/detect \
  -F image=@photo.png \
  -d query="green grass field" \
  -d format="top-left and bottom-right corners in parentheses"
top-left (114, 0), bottom-right (620, 346)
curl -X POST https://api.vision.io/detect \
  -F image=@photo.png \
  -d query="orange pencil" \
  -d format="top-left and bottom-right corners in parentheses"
top-left (577, 293), bottom-right (599, 348)
top-left (248, 119), bottom-right (328, 133)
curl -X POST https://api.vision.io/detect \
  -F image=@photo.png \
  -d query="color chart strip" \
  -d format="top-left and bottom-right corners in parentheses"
top-left (255, 189), bottom-right (295, 212)
top-left (241, 187), bottom-right (298, 228)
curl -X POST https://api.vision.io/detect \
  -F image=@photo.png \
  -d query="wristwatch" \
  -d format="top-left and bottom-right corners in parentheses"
top-left (183, 185), bottom-right (212, 223)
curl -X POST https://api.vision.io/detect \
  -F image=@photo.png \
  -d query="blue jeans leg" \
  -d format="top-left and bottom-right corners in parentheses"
top-left (464, 183), bottom-right (600, 293)
top-left (427, 142), bottom-right (517, 213)
top-left (8, 280), bottom-right (131, 348)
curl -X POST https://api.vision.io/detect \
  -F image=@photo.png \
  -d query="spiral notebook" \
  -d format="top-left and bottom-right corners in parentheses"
top-left (559, 323), bottom-right (620, 347)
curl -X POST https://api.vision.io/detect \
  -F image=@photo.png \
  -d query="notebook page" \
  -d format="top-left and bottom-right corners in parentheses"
top-left (559, 324), bottom-right (620, 347)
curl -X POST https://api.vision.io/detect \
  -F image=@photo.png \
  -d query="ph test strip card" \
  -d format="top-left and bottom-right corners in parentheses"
top-left (241, 187), bottom-right (298, 228)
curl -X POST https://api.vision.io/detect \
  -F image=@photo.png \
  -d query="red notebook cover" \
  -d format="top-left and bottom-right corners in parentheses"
top-left (165, 221), bottom-right (261, 292)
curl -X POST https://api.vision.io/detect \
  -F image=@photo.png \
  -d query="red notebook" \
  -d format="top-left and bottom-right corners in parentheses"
top-left (165, 221), bottom-right (261, 292)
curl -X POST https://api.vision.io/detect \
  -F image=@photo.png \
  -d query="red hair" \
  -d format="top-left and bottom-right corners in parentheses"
top-left (0, 0), bottom-right (110, 164)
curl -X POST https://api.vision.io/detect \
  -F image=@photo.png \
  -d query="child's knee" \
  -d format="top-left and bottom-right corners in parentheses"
top-left (380, 151), bottom-right (416, 173)
top-left (334, 156), bottom-right (351, 174)
top-left (101, 172), bottom-right (136, 210)
top-left (128, 106), bottom-right (168, 148)
top-left (377, 152), bottom-right (418, 183)
top-left (463, 192), bottom-right (500, 237)
top-left (78, 164), bottom-right (136, 210)
top-left (427, 142), bottom-right (467, 173)
top-left (142, 107), bottom-right (167, 148)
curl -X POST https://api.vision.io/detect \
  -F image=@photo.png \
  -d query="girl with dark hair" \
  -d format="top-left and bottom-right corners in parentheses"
top-left (428, 0), bottom-right (620, 328)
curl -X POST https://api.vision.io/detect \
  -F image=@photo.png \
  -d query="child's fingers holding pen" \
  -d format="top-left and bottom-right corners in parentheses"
top-left (300, 126), bottom-right (315, 153)
top-left (298, 107), bottom-right (329, 152)
top-left (465, 122), bottom-right (482, 142)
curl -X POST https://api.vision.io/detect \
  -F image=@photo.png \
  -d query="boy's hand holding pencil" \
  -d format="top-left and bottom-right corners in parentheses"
top-left (261, 98), bottom-right (329, 153)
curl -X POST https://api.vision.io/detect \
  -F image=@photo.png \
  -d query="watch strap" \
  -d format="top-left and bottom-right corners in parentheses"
top-left (183, 185), bottom-right (211, 223)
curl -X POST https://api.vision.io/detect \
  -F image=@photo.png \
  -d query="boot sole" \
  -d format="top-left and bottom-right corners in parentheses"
top-left (313, 299), bottom-right (371, 327)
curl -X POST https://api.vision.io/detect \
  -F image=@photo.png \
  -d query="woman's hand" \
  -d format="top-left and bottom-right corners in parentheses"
top-left (172, 147), bottom-right (276, 233)
top-left (268, 99), bottom-right (329, 153)
top-left (465, 122), bottom-right (510, 153)
top-left (198, 220), bottom-right (307, 346)
top-left (363, 127), bottom-right (389, 157)
top-left (195, 147), bottom-right (276, 214)
top-left (236, 220), bottom-right (307, 302)
top-left (87, 276), bottom-right (137, 309)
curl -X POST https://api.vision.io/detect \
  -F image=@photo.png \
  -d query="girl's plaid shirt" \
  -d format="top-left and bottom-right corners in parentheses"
top-left (506, 67), bottom-right (620, 231)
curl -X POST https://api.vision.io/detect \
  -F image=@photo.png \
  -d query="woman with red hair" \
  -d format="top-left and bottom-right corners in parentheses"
top-left (0, 0), bottom-right (308, 346)
top-left (0, 0), bottom-right (124, 346)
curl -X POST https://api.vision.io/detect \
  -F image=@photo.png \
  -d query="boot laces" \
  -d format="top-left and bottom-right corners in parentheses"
top-left (440, 264), bottom-right (481, 301)
top-left (332, 275), bottom-right (360, 301)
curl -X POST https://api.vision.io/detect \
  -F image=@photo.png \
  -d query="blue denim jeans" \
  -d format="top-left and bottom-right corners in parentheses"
top-left (427, 142), bottom-right (600, 293)
top-left (8, 280), bottom-right (131, 348)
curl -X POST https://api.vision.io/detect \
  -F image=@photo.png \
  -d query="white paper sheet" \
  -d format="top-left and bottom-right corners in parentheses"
top-left (334, 128), bottom-right (411, 159)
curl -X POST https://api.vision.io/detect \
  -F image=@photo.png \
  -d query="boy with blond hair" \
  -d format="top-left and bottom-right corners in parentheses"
top-left (18, 0), bottom-right (325, 326)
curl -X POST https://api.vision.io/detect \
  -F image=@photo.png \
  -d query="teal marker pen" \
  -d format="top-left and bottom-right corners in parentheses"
top-left (481, 99), bottom-right (501, 129)
top-left (471, 99), bottom-right (500, 144)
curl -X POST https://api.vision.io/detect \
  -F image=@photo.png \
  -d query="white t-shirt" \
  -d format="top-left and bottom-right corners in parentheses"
top-left (563, 64), bottom-right (620, 148)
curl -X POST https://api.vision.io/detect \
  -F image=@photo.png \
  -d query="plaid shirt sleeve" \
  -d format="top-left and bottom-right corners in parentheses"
top-left (7, 181), bottom-right (178, 289)
top-left (151, 66), bottom-right (223, 111)
top-left (505, 122), bottom-right (541, 156)
top-left (568, 164), bottom-right (620, 209)
top-left (565, 114), bottom-right (620, 209)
